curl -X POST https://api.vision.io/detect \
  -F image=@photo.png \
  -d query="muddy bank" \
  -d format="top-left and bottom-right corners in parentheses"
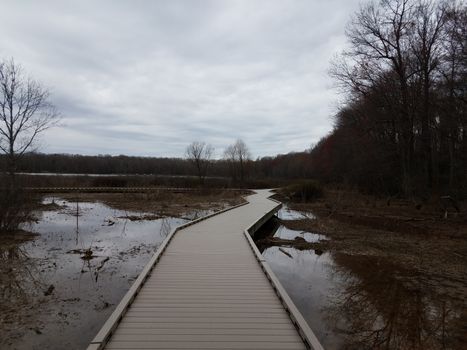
top-left (271, 190), bottom-right (467, 295)
top-left (55, 189), bottom-right (246, 218)
top-left (0, 192), bottom-right (243, 350)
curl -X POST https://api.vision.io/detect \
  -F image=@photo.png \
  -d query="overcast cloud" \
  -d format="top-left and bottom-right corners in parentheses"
top-left (0, 0), bottom-right (360, 158)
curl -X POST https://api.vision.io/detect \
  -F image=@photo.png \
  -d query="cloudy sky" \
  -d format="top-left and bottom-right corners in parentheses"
top-left (0, 0), bottom-right (360, 158)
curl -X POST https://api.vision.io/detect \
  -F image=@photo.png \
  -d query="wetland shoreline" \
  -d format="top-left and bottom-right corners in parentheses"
top-left (256, 190), bottom-right (467, 349)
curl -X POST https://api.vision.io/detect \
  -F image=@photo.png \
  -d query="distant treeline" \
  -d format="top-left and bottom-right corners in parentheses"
top-left (1, 151), bottom-right (314, 182)
top-left (310, 0), bottom-right (467, 198)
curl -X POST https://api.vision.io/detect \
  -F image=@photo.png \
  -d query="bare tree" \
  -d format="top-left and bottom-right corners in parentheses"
top-left (326, 0), bottom-right (467, 197)
top-left (332, 0), bottom-right (417, 194)
top-left (0, 59), bottom-right (59, 175)
top-left (224, 143), bottom-right (238, 182)
top-left (0, 59), bottom-right (58, 233)
top-left (411, 0), bottom-right (449, 189)
top-left (223, 139), bottom-right (251, 184)
top-left (185, 141), bottom-right (214, 185)
top-left (438, 1), bottom-right (467, 190)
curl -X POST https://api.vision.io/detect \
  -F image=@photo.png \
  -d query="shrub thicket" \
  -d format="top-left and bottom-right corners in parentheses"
top-left (282, 180), bottom-right (323, 202)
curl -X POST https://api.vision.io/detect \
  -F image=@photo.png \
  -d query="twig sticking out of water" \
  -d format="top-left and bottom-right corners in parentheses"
top-left (279, 247), bottom-right (293, 259)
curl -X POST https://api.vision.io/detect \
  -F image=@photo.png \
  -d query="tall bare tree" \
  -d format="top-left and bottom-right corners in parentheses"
top-left (331, 0), bottom-right (417, 194)
top-left (0, 59), bottom-right (58, 233)
top-left (185, 141), bottom-right (214, 184)
top-left (326, 0), bottom-right (467, 197)
top-left (0, 59), bottom-right (59, 175)
top-left (438, 1), bottom-right (467, 190)
top-left (411, 0), bottom-right (449, 189)
top-left (224, 139), bottom-right (251, 184)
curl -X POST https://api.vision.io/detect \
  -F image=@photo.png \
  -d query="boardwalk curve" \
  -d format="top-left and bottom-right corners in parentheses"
top-left (88, 189), bottom-right (323, 350)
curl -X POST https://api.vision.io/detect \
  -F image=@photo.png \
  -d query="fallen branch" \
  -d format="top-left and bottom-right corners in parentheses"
top-left (279, 248), bottom-right (293, 258)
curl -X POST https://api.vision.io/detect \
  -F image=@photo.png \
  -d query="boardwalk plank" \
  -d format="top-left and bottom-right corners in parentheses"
top-left (110, 334), bottom-right (301, 342)
top-left (113, 328), bottom-right (296, 335)
top-left (88, 190), bottom-right (322, 350)
top-left (105, 341), bottom-right (305, 349)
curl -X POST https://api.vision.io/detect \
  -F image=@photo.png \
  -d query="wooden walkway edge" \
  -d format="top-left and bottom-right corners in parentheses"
top-left (25, 187), bottom-right (249, 194)
top-left (87, 190), bottom-right (324, 350)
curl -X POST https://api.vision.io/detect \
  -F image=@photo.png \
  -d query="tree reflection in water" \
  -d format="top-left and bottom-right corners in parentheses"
top-left (0, 245), bottom-right (44, 300)
top-left (0, 244), bottom-right (47, 342)
top-left (325, 254), bottom-right (466, 350)
top-left (159, 217), bottom-right (172, 237)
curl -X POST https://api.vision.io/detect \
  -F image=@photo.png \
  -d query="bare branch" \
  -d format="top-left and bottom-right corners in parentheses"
top-left (185, 141), bottom-right (214, 184)
top-left (0, 58), bottom-right (60, 173)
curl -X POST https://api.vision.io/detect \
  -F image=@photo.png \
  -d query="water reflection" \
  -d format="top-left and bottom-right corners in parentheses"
top-left (326, 254), bottom-right (467, 350)
top-left (259, 217), bottom-right (466, 350)
top-left (0, 244), bottom-right (49, 347)
top-left (159, 217), bottom-right (172, 237)
top-left (0, 245), bottom-right (44, 301)
top-left (1, 197), bottom-right (193, 350)
top-left (253, 208), bottom-right (325, 245)
top-left (273, 225), bottom-right (326, 243)
top-left (278, 204), bottom-right (315, 220)
top-left (74, 198), bottom-right (80, 245)
top-left (262, 246), bottom-right (343, 349)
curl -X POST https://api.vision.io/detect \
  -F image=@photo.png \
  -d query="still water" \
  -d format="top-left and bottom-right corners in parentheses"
top-left (261, 207), bottom-right (466, 350)
top-left (263, 246), bottom-right (342, 348)
top-left (0, 197), bottom-right (199, 350)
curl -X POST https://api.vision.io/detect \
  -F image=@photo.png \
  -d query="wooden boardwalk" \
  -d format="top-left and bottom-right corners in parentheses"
top-left (88, 190), bottom-right (323, 350)
top-left (26, 187), bottom-right (247, 194)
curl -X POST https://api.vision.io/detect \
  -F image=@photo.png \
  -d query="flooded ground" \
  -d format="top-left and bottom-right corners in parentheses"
top-left (262, 246), bottom-right (342, 348)
top-left (272, 224), bottom-right (326, 243)
top-left (258, 206), bottom-right (467, 350)
top-left (0, 196), bottom-right (219, 350)
top-left (277, 204), bottom-right (315, 220)
top-left (2, 192), bottom-right (465, 350)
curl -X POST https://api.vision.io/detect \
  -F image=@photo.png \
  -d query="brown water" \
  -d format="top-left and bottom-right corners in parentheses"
top-left (260, 207), bottom-right (467, 350)
top-left (0, 197), bottom-right (208, 350)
